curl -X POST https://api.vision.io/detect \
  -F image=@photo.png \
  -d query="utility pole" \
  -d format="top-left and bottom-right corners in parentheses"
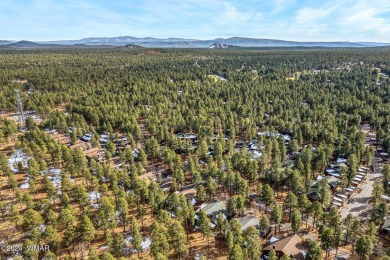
top-left (14, 90), bottom-right (25, 127)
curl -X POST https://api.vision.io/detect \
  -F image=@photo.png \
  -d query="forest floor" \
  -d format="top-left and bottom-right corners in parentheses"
top-left (0, 142), bottom-right (14, 155)
top-left (0, 111), bottom-right (17, 121)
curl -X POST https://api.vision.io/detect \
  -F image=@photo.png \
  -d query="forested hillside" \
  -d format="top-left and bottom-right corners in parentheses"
top-left (0, 48), bottom-right (390, 259)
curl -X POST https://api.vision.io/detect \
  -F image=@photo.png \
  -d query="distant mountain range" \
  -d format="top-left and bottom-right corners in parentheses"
top-left (0, 40), bottom-right (139, 49)
top-left (0, 40), bottom-right (13, 45)
top-left (0, 36), bottom-right (389, 49)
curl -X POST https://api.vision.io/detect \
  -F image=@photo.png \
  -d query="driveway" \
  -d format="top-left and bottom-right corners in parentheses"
top-left (339, 127), bottom-right (384, 219)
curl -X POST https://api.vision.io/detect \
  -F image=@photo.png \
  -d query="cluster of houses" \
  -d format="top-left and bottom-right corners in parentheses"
top-left (257, 131), bottom-right (292, 145)
top-left (81, 131), bottom-right (129, 147)
top-left (321, 157), bottom-right (370, 208)
top-left (47, 125), bottom-right (385, 250)
top-left (175, 133), bottom-right (198, 141)
top-left (191, 199), bottom-right (306, 259)
top-left (368, 131), bottom-right (389, 161)
top-left (81, 133), bottom-right (92, 142)
top-left (234, 139), bottom-right (263, 160)
top-left (47, 130), bottom-right (106, 163)
top-left (173, 130), bottom-right (292, 162)
top-left (237, 131), bottom-right (292, 160)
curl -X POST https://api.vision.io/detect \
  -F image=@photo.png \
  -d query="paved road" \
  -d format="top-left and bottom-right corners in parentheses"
top-left (339, 125), bottom-right (383, 219)
top-left (339, 166), bottom-right (383, 219)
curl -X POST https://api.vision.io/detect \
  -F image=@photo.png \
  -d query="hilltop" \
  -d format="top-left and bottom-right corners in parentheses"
top-left (1, 36), bottom-right (388, 49)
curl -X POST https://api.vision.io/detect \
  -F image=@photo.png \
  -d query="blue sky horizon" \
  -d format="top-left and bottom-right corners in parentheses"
top-left (1, 0), bottom-right (390, 42)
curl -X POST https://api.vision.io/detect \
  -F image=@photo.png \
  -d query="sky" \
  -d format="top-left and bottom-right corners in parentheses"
top-left (1, 0), bottom-right (390, 42)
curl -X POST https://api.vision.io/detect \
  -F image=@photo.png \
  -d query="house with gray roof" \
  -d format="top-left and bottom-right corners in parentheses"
top-left (197, 200), bottom-right (226, 222)
top-left (237, 215), bottom-right (260, 231)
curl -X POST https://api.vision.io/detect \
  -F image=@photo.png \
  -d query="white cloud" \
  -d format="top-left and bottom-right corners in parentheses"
top-left (295, 5), bottom-right (335, 24)
top-left (336, 0), bottom-right (390, 39)
top-left (272, 0), bottom-right (296, 14)
top-left (0, 0), bottom-right (135, 40)
top-left (290, 0), bottom-right (390, 42)
top-left (127, 0), bottom-right (263, 39)
top-left (217, 2), bottom-right (262, 24)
